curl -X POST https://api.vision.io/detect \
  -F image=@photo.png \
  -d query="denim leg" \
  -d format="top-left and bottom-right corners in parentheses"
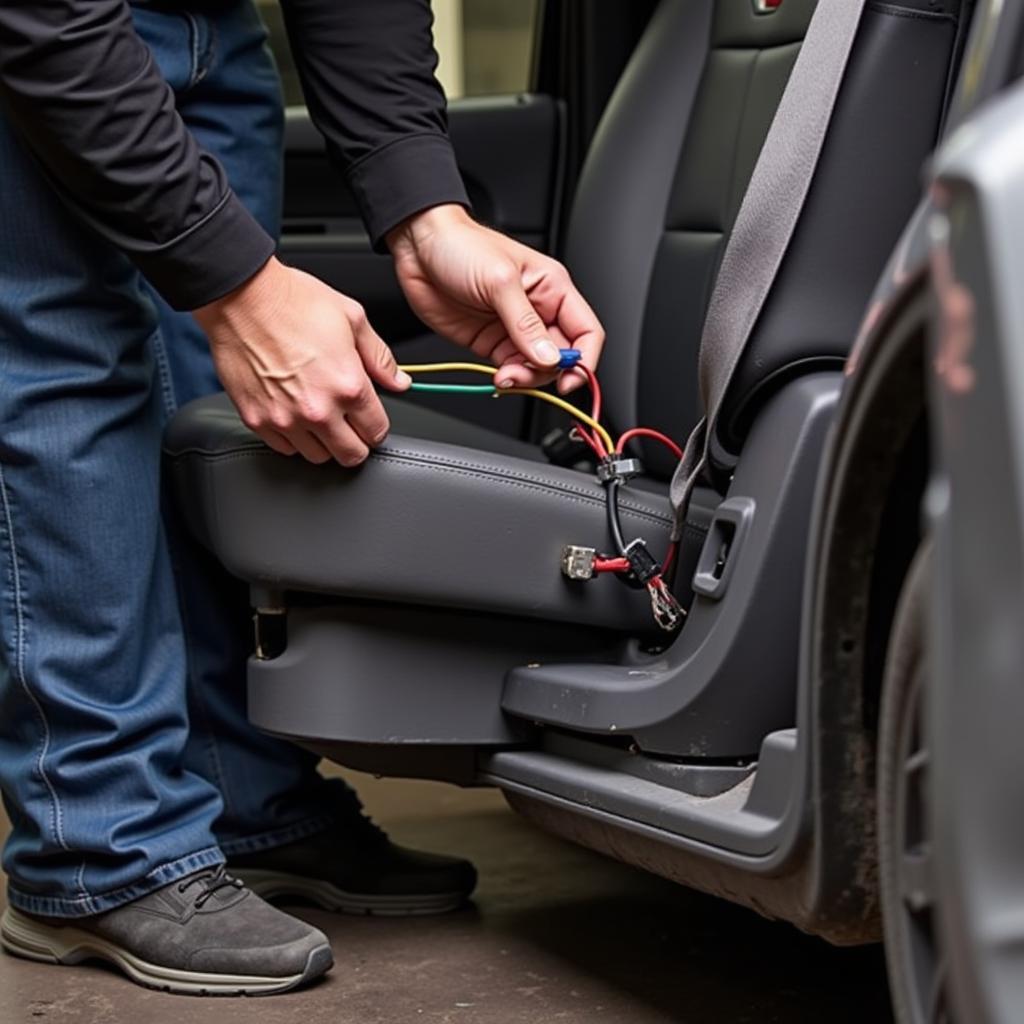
top-left (131, 0), bottom-right (342, 855)
top-left (0, 119), bottom-right (225, 917)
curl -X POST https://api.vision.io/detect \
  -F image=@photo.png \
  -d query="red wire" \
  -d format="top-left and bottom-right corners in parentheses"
top-left (594, 546), bottom-right (677, 577)
top-left (560, 369), bottom-right (679, 581)
top-left (593, 556), bottom-right (631, 573)
top-left (569, 426), bottom-right (606, 459)
top-left (615, 427), bottom-right (684, 460)
top-left (567, 363), bottom-right (607, 457)
top-left (661, 541), bottom-right (677, 576)
top-left (578, 364), bottom-right (602, 424)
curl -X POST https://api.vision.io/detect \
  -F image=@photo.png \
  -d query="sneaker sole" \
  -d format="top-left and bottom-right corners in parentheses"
top-left (234, 869), bottom-right (469, 917)
top-left (0, 906), bottom-right (332, 996)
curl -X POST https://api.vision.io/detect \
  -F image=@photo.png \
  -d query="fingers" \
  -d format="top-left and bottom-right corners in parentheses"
top-left (289, 432), bottom-right (334, 464)
top-left (208, 264), bottom-right (399, 468)
top-left (348, 301), bottom-right (412, 393)
top-left (298, 300), bottom-right (393, 463)
top-left (488, 265), bottom-right (562, 372)
top-left (261, 429), bottom-right (298, 457)
top-left (309, 360), bottom-right (386, 465)
top-left (491, 327), bottom-right (572, 390)
top-left (247, 409), bottom-right (332, 463)
top-left (484, 256), bottom-right (604, 395)
top-left (309, 416), bottom-right (370, 467)
top-left (243, 354), bottom-right (389, 468)
top-left (270, 403), bottom-right (374, 467)
top-left (551, 288), bottom-right (604, 395)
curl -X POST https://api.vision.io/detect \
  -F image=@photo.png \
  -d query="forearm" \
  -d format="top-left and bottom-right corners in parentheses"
top-left (0, 0), bottom-right (273, 309)
top-left (279, 0), bottom-right (470, 248)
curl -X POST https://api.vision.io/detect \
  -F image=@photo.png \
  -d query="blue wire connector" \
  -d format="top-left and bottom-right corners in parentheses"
top-left (558, 348), bottom-right (583, 370)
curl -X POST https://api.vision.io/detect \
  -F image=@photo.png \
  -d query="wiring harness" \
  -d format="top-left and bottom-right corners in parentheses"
top-left (399, 350), bottom-right (685, 632)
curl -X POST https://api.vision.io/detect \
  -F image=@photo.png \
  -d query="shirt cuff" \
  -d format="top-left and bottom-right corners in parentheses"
top-left (346, 133), bottom-right (471, 251)
top-left (132, 190), bottom-right (277, 311)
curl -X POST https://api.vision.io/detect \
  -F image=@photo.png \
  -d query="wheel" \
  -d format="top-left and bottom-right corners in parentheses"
top-left (878, 543), bottom-right (954, 1024)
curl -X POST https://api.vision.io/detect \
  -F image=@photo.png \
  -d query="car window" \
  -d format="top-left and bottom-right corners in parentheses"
top-left (256, 0), bottom-right (539, 107)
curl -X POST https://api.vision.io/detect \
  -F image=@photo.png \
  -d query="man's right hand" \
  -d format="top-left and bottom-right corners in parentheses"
top-left (192, 257), bottom-right (411, 465)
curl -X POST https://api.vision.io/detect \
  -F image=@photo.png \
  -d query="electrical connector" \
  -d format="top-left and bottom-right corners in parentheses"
top-left (648, 579), bottom-right (685, 632)
top-left (623, 538), bottom-right (661, 584)
top-left (596, 456), bottom-right (644, 484)
top-left (400, 358), bottom-right (687, 635)
top-left (561, 545), bottom-right (597, 580)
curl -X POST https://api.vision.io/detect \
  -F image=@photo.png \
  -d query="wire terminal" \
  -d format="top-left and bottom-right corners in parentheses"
top-left (596, 456), bottom-right (644, 484)
top-left (557, 348), bottom-right (583, 369)
top-left (561, 545), bottom-right (597, 580)
top-left (648, 580), bottom-right (685, 632)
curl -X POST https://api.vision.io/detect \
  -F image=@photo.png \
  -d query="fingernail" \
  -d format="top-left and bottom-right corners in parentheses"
top-left (532, 339), bottom-right (559, 365)
top-left (497, 378), bottom-right (515, 389)
top-left (395, 370), bottom-right (412, 388)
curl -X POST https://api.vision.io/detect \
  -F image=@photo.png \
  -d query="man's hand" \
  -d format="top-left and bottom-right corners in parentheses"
top-left (193, 257), bottom-right (411, 465)
top-left (388, 205), bottom-right (604, 394)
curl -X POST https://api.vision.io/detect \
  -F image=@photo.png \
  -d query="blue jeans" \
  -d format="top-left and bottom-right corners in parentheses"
top-left (0, 0), bottom-right (342, 918)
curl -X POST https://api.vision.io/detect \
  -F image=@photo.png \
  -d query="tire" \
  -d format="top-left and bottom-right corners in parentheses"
top-left (878, 542), bottom-right (954, 1024)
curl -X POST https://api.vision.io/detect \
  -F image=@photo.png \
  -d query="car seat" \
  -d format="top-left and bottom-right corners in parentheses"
top-left (165, 0), bottom-right (968, 779)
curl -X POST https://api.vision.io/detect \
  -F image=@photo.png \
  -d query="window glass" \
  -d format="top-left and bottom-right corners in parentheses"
top-left (255, 0), bottom-right (538, 108)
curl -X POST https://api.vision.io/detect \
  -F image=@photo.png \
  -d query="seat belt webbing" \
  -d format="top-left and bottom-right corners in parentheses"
top-left (669, 0), bottom-right (867, 539)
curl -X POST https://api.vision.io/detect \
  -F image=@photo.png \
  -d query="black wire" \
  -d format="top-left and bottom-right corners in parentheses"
top-left (604, 479), bottom-right (628, 557)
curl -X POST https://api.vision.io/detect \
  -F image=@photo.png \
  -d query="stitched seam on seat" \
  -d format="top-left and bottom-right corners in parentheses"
top-left (169, 448), bottom-right (673, 525)
top-left (174, 448), bottom-right (671, 528)
top-left (370, 456), bottom-right (672, 529)
top-left (377, 446), bottom-right (668, 507)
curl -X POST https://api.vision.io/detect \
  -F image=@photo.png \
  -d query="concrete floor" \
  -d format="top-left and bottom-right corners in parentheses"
top-left (1, 768), bottom-right (895, 1024)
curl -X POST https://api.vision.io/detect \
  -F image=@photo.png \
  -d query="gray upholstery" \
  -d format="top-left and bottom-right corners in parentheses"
top-left (561, 0), bottom-right (716, 440)
top-left (568, 0), bottom-right (961, 475)
top-left (720, 0), bottom-right (959, 453)
top-left (166, 0), bottom-right (966, 635)
top-left (166, 394), bottom-right (672, 632)
top-left (567, 0), bottom-right (814, 475)
top-left (383, 394), bottom-right (540, 462)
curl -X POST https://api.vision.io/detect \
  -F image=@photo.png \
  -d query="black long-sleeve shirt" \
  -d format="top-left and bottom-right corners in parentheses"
top-left (0, 0), bottom-right (469, 310)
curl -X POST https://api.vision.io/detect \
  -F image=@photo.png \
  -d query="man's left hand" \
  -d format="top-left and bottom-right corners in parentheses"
top-left (387, 204), bottom-right (604, 395)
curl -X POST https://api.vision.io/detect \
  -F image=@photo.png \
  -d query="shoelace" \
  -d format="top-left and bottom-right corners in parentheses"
top-left (178, 866), bottom-right (245, 908)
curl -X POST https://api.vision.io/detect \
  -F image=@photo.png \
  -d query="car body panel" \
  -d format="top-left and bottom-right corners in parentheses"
top-left (927, 81), bottom-right (1024, 1024)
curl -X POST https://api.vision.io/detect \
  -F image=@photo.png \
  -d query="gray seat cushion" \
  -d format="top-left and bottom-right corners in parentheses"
top-left (165, 393), bottom-right (674, 633)
top-left (382, 394), bottom-right (542, 462)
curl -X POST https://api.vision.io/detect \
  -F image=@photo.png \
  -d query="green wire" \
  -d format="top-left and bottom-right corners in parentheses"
top-left (408, 382), bottom-right (497, 394)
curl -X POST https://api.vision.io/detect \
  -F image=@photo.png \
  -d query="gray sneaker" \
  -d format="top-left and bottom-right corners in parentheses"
top-left (0, 866), bottom-right (333, 996)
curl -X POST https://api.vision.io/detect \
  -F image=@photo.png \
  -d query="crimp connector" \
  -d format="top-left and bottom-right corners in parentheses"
top-left (596, 456), bottom-right (644, 484)
top-left (557, 348), bottom-right (583, 369)
top-left (561, 544), bottom-right (597, 580)
top-left (623, 538), bottom-right (661, 584)
top-left (648, 580), bottom-right (685, 632)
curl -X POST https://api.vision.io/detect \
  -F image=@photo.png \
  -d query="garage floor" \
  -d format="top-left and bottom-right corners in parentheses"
top-left (1, 767), bottom-right (894, 1024)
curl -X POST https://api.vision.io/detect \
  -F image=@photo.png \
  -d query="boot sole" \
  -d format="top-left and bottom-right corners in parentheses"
top-left (234, 868), bottom-right (469, 917)
top-left (0, 906), bottom-right (332, 996)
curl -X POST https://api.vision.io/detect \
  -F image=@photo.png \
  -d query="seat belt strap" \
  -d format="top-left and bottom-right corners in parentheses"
top-left (669, 0), bottom-right (867, 539)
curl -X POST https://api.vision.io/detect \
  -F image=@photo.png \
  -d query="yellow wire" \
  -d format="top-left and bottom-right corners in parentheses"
top-left (398, 362), bottom-right (497, 377)
top-left (397, 361), bottom-right (614, 453)
top-left (502, 389), bottom-right (614, 453)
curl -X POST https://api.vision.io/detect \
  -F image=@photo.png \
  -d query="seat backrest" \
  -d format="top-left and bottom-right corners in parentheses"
top-left (565, 0), bottom-right (966, 477)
